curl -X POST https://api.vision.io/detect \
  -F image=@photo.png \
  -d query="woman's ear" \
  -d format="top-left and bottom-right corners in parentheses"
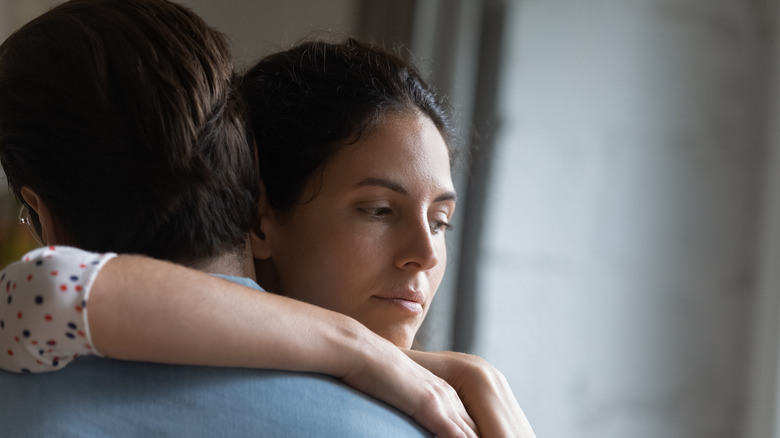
top-left (20, 186), bottom-right (66, 246)
top-left (250, 184), bottom-right (273, 260)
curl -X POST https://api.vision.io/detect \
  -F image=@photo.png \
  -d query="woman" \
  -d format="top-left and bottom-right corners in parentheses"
top-left (240, 39), bottom-right (533, 437)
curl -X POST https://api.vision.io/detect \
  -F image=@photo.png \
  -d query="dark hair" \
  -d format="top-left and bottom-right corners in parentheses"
top-left (240, 38), bottom-right (455, 212)
top-left (0, 0), bottom-right (258, 264)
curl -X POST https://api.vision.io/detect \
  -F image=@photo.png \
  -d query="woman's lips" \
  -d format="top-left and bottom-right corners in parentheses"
top-left (373, 290), bottom-right (425, 314)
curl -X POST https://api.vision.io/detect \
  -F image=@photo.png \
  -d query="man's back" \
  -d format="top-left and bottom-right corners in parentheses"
top-left (0, 356), bottom-right (431, 437)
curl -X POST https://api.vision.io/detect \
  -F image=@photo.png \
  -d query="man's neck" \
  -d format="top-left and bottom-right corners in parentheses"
top-left (189, 239), bottom-right (256, 280)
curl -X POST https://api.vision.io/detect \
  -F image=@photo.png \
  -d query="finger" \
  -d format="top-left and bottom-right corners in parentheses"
top-left (418, 384), bottom-right (479, 438)
top-left (459, 409), bottom-right (479, 438)
top-left (449, 387), bottom-right (479, 438)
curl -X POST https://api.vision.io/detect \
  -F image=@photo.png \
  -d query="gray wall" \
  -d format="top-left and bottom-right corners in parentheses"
top-left (182, 0), bottom-right (357, 69)
top-left (473, 1), bottom-right (775, 437)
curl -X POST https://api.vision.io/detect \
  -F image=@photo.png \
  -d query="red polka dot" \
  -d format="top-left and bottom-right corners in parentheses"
top-left (59, 284), bottom-right (68, 292)
top-left (77, 331), bottom-right (86, 337)
top-left (12, 283), bottom-right (16, 290)
top-left (31, 340), bottom-right (38, 345)
top-left (74, 285), bottom-right (83, 292)
top-left (14, 336), bottom-right (20, 343)
top-left (44, 314), bottom-right (53, 321)
top-left (84, 344), bottom-right (92, 350)
top-left (46, 340), bottom-right (57, 346)
top-left (17, 312), bottom-right (22, 319)
top-left (26, 275), bottom-right (33, 281)
top-left (74, 305), bottom-right (83, 313)
top-left (79, 264), bottom-right (86, 269)
top-left (7, 349), bottom-right (13, 356)
top-left (24, 257), bottom-right (30, 262)
top-left (36, 360), bottom-right (43, 365)
top-left (49, 246), bottom-right (56, 250)
top-left (50, 271), bottom-right (58, 276)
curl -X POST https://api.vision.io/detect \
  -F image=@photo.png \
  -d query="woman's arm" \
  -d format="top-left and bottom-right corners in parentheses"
top-left (405, 350), bottom-right (537, 438)
top-left (87, 254), bottom-right (478, 438)
top-left (1, 247), bottom-right (475, 437)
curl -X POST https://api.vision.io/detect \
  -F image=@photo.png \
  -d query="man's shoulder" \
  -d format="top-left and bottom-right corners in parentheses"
top-left (0, 344), bottom-right (430, 437)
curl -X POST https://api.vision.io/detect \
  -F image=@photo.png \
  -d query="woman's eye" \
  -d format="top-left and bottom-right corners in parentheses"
top-left (430, 220), bottom-right (453, 235)
top-left (359, 207), bottom-right (393, 220)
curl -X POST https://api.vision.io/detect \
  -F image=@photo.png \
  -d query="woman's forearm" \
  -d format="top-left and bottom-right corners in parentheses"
top-left (91, 255), bottom-right (368, 372)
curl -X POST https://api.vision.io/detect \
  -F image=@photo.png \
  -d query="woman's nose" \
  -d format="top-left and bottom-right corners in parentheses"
top-left (394, 216), bottom-right (441, 271)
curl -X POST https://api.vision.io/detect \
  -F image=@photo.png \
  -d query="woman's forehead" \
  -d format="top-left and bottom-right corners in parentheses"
top-left (325, 113), bottom-right (454, 190)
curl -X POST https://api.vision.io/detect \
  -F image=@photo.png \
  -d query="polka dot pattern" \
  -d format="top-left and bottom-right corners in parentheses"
top-left (0, 246), bottom-right (116, 373)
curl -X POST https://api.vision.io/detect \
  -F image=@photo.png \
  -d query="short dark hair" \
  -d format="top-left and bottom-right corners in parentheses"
top-left (239, 38), bottom-right (455, 212)
top-left (0, 0), bottom-right (258, 264)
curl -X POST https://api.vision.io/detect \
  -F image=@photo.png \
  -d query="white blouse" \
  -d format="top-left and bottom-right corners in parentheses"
top-left (0, 246), bottom-right (115, 373)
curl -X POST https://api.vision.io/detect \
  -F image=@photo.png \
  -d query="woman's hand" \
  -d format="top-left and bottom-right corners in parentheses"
top-left (405, 350), bottom-right (536, 438)
top-left (339, 325), bottom-right (479, 438)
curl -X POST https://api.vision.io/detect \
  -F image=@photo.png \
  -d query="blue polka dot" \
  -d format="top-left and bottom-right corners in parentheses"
top-left (67, 322), bottom-right (77, 330)
top-left (22, 330), bottom-right (30, 338)
top-left (91, 260), bottom-right (100, 265)
top-left (65, 332), bottom-right (75, 339)
top-left (70, 275), bottom-right (79, 282)
top-left (7, 295), bottom-right (11, 305)
top-left (81, 300), bottom-right (87, 308)
top-left (35, 260), bottom-right (43, 266)
top-left (35, 296), bottom-right (43, 305)
top-left (0, 273), bottom-right (5, 281)
top-left (38, 349), bottom-right (44, 356)
top-left (52, 359), bottom-right (59, 367)
top-left (0, 320), bottom-right (4, 329)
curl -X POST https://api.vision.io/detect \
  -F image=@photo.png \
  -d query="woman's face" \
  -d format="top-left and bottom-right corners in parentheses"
top-left (257, 111), bottom-right (456, 348)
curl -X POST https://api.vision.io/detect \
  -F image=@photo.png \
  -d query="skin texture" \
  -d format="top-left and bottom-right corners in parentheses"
top-left (255, 111), bottom-right (456, 349)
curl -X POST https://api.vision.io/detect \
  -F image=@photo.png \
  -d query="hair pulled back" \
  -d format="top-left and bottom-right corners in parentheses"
top-left (240, 38), bottom-right (455, 212)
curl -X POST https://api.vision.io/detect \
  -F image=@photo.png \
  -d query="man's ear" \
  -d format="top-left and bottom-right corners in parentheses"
top-left (250, 183), bottom-right (273, 260)
top-left (20, 186), bottom-right (65, 245)
top-left (20, 186), bottom-right (40, 214)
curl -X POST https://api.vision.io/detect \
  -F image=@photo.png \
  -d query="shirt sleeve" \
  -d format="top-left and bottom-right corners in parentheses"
top-left (0, 246), bottom-right (116, 373)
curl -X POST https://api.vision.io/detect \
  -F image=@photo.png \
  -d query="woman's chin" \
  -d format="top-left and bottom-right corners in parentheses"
top-left (369, 324), bottom-right (418, 349)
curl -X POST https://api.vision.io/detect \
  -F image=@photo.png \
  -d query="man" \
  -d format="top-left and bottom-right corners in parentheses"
top-left (0, 1), bottom-right (473, 436)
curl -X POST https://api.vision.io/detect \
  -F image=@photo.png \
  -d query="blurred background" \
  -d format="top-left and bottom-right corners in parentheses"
top-left (2, 0), bottom-right (780, 437)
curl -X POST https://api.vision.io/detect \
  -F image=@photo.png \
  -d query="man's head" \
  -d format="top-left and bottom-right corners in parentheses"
top-left (0, 0), bottom-right (257, 265)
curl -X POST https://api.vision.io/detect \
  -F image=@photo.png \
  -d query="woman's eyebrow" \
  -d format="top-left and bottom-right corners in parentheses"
top-left (356, 177), bottom-right (408, 194)
top-left (356, 177), bottom-right (457, 203)
top-left (435, 191), bottom-right (458, 203)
